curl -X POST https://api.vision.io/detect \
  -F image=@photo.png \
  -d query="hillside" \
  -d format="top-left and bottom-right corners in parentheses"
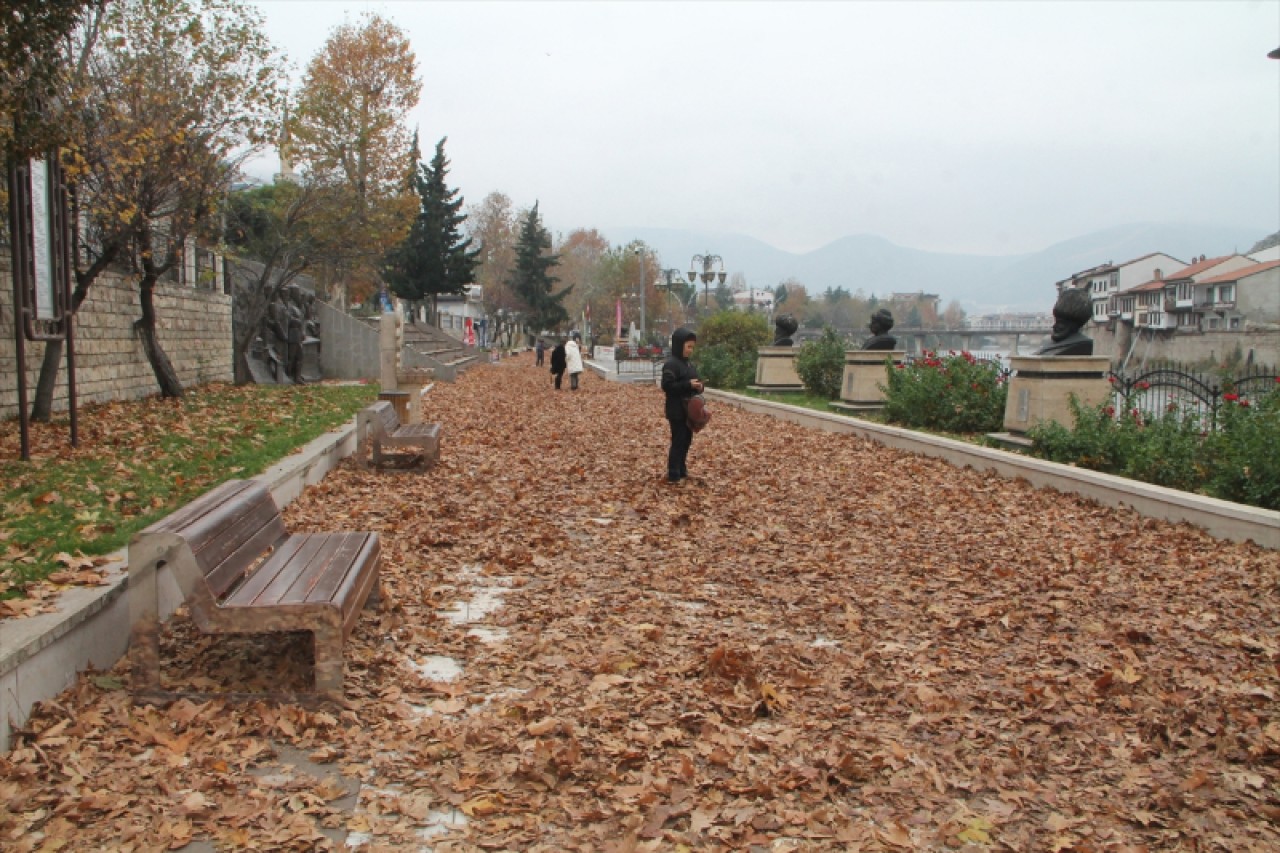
top-left (612, 222), bottom-right (1270, 313)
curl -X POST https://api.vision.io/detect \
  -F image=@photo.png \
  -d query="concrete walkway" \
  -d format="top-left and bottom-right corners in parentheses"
top-left (2, 356), bottom-right (1277, 851)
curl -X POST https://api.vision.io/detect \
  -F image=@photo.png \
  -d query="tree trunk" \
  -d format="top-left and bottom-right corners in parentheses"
top-left (233, 329), bottom-right (255, 385)
top-left (31, 339), bottom-right (65, 423)
top-left (135, 273), bottom-right (184, 398)
top-left (29, 247), bottom-right (119, 422)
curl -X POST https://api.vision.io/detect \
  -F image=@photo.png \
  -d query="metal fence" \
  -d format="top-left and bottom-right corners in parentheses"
top-left (1109, 362), bottom-right (1278, 429)
top-left (613, 345), bottom-right (666, 382)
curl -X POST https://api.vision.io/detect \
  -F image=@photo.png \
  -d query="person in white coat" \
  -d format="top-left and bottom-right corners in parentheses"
top-left (564, 332), bottom-right (585, 390)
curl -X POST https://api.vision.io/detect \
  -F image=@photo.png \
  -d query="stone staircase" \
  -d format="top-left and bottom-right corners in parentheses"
top-left (353, 314), bottom-right (481, 382)
top-left (399, 319), bottom-right (481, 382)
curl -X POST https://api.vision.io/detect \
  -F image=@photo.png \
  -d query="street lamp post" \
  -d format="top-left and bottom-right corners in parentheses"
top-left (633, 247), bottom-right (647, 345)
top-left (689, 253), bottom-right (727, 314)
top-left (656, 268), bottom-right (690, 339)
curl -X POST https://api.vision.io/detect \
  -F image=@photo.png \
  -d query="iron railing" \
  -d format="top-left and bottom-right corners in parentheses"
top-left (1109, 362), bottom-right (1278, 429)
top-left (613, 345), bottom-right (666, 381)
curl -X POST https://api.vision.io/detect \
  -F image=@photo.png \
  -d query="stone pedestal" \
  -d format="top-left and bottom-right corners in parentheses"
top-left (300, 337), bottom-right (321, 383)
top-left (752, 346), bottom-right (803, 391)
top-left (379, 313), bottom-right (400, 392)
top-left (378, 390), bottom-right (411, 424)
top-left (395, 369), bottom-right (434, 425)
top-left (835, 350), bottom-right (905, 410)
top-left (1002, 355), bottom-right (1112, 434)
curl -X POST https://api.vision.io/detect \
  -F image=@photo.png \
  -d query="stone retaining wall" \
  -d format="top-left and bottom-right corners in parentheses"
top-left (0, 256), bottom-right (232, 419)
top-left (316, 300), bottom-right (379, 380)
top-left (1093, 324), bottom-right (1279, 368)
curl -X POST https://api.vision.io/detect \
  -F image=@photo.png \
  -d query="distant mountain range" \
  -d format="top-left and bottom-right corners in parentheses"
top-left (610, 222), bottom-right (1271, 313)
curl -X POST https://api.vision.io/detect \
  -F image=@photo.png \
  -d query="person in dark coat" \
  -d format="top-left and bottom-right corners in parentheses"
top-left (660, 327), bottom-right (703, 484)
top-left (549, 340), bottom-right (567, 389)
top-left (535, 338), bottom-right (546, 366)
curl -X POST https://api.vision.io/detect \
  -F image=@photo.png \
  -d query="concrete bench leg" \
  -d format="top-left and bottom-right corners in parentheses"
top-left (129, 561), bottom-right (162, 693)
top-left (313, 625), bottom-right (344, 697)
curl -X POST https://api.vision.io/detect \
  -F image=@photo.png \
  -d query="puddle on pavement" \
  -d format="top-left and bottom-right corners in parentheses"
top-left (400, 565), bottom-right (518, 720)
top-left (436, 565), bottom-right (513, 626)
top-left (408, 655), bottom-right (464, 682)
top-left (345, 784), bottom-right (469, 851)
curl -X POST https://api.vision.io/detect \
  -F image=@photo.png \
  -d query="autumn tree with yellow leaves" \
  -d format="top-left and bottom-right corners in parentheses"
top-left (288, 13), bottom-right (421, 307)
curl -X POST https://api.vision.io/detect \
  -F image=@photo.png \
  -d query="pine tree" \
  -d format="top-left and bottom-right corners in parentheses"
top-left (383, 136), bottom-right (479, 322)
top-left (508, 202), bottom-right (568, 332)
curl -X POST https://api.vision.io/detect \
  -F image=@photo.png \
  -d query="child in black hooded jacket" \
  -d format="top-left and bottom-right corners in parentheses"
top-left (660, 327), bottom-right (703, 483)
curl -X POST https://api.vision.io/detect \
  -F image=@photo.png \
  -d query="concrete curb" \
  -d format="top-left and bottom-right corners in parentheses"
top-left (0, 419), bottom-right (360, 752)
top-left (706, 389), bottom-right (1279, 550)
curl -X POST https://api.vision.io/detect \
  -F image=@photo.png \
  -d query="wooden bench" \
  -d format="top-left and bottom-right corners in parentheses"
top-left (358, 400), bottom-right (441, 470)
top-left (128, 479), bottom-right (381, 701)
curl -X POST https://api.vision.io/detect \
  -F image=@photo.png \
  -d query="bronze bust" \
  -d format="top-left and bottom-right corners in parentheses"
top-left (772, 314), bottom-right (798, 347)
top-left (861, 309), bottom-right (897, 351)
top-left (1036, 288), bottom-right (1094, 356)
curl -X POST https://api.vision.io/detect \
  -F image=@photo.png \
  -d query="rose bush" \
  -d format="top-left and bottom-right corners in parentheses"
top-left (881, 350), bottom-right (1008, 434)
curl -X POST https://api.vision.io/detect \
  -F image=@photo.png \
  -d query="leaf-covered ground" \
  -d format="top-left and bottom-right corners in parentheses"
top-left (3, 356), bottom-right (1279, 851)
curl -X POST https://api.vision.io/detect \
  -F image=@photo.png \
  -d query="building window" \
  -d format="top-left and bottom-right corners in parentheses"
top-left (1229, 317), bottom-right (1241, 330)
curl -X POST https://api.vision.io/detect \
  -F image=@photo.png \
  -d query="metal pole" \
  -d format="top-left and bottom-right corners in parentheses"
top-left (8, 158), bottom-right (32, 461)
top-left (639, 252), bottom-right (646, 344)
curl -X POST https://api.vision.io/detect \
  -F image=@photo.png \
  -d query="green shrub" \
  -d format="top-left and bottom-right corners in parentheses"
top-left (696, 310), bottom-right (770, 359)
top-left (1027, 385), bottom-right (1280, 510)
top-left (1027, 395), bottom-right (1132, 472)
top-left (692, 310), bottom-right (770, 390)
top-left (695, 343), bottom-right (757, 389)
top-left (1206, 388), bottom-right (1280, 510)
top-left (881, 351), bottom-right (1008, 434)
top-left (794, 326), bottom-right (846, 399)
top-left (1118, 406), bottom-right (1206, 492)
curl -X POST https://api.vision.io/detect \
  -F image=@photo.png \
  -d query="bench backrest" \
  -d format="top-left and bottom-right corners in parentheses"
top-left (364, 400), bottom-right (402, 439)
top-left (144, 479), bottom-right (287, 601)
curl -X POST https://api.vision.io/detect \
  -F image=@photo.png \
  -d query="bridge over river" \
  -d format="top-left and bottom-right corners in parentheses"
top-left (830, 324), bottom-right (1055, 357)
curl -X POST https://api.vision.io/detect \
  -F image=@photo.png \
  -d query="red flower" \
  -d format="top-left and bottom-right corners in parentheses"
top-left (1223, 393), bottom-right (1239, 402)
top-left (1135, 381), bottom-right (1150, 391)
top-left (1104, 406), bottom-right (1116, 417)
top-left (1240, 400), bottom-right (1251, 408)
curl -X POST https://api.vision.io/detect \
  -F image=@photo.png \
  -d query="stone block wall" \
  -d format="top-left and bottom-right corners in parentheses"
top-left (1, 256), bottom-right (232, 419)
top-left (1094, 324), bottom-right (1279, 369)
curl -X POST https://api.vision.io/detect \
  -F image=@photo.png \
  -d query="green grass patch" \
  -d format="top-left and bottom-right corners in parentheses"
top-left (738, 388), bottom-right (836, 413)
top-left (1, 382), bottom-right (377, 598)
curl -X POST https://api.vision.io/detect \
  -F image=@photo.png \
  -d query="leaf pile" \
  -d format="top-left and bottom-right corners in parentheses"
top-left (3, 357), bottom-right (1279, 851)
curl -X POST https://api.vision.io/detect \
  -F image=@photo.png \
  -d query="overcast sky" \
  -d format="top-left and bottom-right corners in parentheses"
top-left (245, 0), bottom-right (1280, 257)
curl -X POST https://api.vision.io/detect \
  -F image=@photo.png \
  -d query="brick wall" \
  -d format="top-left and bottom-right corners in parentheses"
top-left (1, 256), bottom-right (232, 419)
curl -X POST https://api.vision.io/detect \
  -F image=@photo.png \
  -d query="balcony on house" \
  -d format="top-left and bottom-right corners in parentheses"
top-left (1136, 310), bottom-right (1176, 330)
top-left (1211, 284), bottom-right (1236, 310)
